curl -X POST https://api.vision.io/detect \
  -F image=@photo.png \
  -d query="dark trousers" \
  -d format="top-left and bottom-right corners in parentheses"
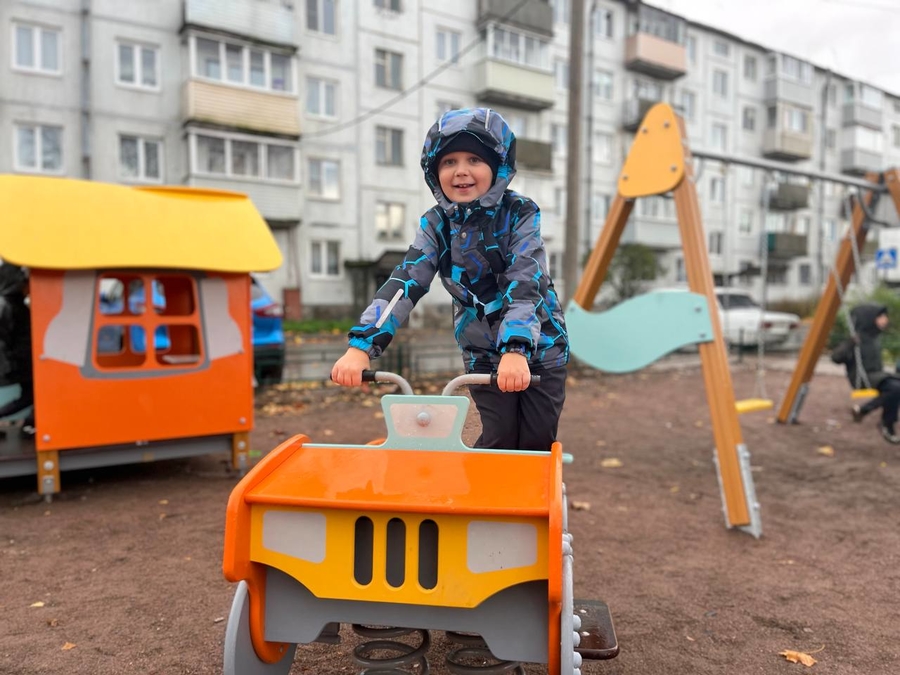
top-left (860, 376), bottom-right (900, 426)
top-left (0, 379), bottom-right (33, 419)
top-left (469, 365), bottom-right (566, 451)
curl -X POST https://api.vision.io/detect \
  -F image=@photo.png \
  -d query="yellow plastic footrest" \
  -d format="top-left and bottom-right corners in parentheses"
top-left (735, 398), bottom-right (774, 414)
top-left (851, 388), bottom-right (879, 400)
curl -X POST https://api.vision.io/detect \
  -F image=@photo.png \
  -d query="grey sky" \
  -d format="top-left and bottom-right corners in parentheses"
top-left (657, 0), bottom-right (900, 95)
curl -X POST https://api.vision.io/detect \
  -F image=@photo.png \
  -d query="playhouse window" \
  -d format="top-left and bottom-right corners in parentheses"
top-left (94, 273), bottom-right (202, 370)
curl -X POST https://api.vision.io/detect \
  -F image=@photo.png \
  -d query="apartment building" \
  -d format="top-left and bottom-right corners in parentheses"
top-left (2, 0), bottom-right (899, 320)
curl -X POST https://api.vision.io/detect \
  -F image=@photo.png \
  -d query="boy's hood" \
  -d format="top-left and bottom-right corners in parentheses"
top-left (850, 303), bottom-right (888, 335)
top-left (420, 108), bottom-right (516, 212)
top-left (0, 264), bottom-right (25, 297)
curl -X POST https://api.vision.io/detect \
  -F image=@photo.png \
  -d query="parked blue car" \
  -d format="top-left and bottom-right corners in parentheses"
top-left (250, 275), bottom-right (285, 385)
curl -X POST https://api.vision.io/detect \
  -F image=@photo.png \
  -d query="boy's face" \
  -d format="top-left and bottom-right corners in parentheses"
top-left (877, 313), bottom-right (889, 330)
top-left (437, 151), bottom-right (493, 203)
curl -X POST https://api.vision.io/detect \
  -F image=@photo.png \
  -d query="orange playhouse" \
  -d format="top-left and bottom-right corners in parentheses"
top-left (0, 175), bottom-right (282, 496)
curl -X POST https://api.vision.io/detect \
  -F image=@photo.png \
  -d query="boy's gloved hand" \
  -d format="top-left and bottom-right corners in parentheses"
top-left (331, 347), bottom-right (371, 387)
top-left (497, 352), bottom-right (531, 392)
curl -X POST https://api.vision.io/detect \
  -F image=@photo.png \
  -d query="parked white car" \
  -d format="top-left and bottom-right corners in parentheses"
top-left (714, 289), bottom-right (800, 347)
top-left (655, 287), bottom-right (800, 347)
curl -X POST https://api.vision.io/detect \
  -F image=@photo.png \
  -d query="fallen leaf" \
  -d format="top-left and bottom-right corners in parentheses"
top-left (213, 617), bottom-right (225, 624)
top-left (817, 446), bottom-right (834, 457)
top-left (595, 440), bottom-right (607, 447)
top-left (600, 458), bottom-right (623, 468)
top-left (159, 513), bottom-right (167, 520)
top-left (30, 601), bottom-right (45, 608)
top-left (767, 417), bottom-right (776, 425)
top-left (62, 642), bottom-right (76, 651)
top-left (46, 618), bottom-right (58, 627)
top-left (158, 499), bottom-right (169, 505)
top-left (373, 412), bottom-right (384, 419)
top-left (686, 635), bottom-right (695, 642)
top-left (606, 392), bottom-right (618, 400)
top-left (881, 462), bottom-right (888, 468)
top-left (323, 429), bottom-right (334, 436)
top-left (693, 420), bottom-right (704, 428)
top-left (571, 500), bottom-right (591, 511)
top-left (670, 485), bottom-right (680, 493)
top-left (779, 649), bottom-right (817, 666)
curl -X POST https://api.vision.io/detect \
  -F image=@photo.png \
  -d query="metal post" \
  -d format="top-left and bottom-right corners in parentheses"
top-left (563, 0), bottom-right (586, 302)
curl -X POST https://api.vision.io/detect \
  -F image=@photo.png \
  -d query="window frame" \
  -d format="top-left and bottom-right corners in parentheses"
top-left (190, 34), bottom-right (295, 95)
top-left (436, 27), bottom-right (461, 64)
top-left (307, 157), bottom-right (341, 200)
top-left (115, 40), bottom-right (161, 92)
top-left (306, 0), bottom-right (338, 36)
top-left (375, 201), bottom-right (406, 241)
top-left (12, 21), bottom-right (61, 76)
top-left (189, 130), bottom-right (299, 184)
top-left (309, 239), bottom-right (343, 278)
top-left (374, 48), bottom-right (403, 90)
top-left (375, 126), bottom-right (404, 166)
top-left (118, 134), bottom-right (164, 183)
top-left (13, 123), bottom-right (64, 174)
top-left (306, 75), bottom-right (338, 119)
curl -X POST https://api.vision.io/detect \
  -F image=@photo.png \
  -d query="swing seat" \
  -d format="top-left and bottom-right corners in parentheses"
top-left (851, 388), bottom-right (878, 400)
top-left (735, 398), bottom-right (774, 414)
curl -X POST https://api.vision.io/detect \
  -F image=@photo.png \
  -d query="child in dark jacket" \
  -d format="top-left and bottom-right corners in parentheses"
top-left (833, 303), bottom-right (900, 443)
top-left (331, 108), bottom-right (568, 451)
top-left (0, 263), bottom-right (34, 433)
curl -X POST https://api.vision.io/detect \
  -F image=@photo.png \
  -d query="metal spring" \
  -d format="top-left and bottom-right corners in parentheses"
top-left (444, 632), bottom-right (524, 675)
top-left (351, 624), bottom-right (431, 675)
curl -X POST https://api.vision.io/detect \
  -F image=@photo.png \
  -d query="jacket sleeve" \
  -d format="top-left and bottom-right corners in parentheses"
top-left (495, 199), bottom-right (547, 356)
top-left (347, 213), bottom-right (442, 358)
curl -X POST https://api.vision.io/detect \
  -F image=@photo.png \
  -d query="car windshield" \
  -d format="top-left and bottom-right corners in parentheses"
top-left (718, 293), bottom-right (759, 309)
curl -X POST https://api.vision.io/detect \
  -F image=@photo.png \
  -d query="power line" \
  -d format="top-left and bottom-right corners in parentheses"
top-left (302, 0), bottom-right (533, 140)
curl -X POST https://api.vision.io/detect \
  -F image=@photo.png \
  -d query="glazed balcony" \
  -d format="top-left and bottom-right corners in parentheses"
top-left (762, 128), bottom-right (812, 161)
top-left (477, 0), bottom-right (553, 37)
top-left (183, 0), bottom-right (296, 47)
top-left (474, 58), bottom-right (555, 111)
top-left (624, 33), bottom-right (686, 81)
top-left (184, 80), bottom-right (300, 137)
top-left (766, 232), bottom-right (807, 258)
top-left (516, 138), bottom-right (553, 172)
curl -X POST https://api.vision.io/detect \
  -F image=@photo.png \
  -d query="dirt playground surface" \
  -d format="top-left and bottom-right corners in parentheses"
top-left (1, 362), bottom-right (899, 675)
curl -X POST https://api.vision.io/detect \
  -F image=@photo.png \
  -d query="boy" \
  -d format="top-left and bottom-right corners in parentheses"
top-left (834, 303), bottom-right (900, 443)
top-left (0, 263), bottom-right (34, 435)
top-left (331, 108), bottom-right (568, 451)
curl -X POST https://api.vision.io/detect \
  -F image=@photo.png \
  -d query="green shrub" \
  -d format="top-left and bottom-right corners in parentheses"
top-left (283, 318), bottom-right (355, 335)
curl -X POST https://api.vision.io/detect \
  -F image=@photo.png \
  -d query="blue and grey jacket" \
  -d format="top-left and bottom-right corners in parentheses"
top-left (348, 107), bottom-right (568, 373)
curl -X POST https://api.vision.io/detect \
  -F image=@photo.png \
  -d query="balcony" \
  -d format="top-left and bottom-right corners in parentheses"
top-left (624, 33), bottom-right (686, 80)
top-left (516, 138), bottom-right (552, 172)
top-left (474, 58), bottom-right (555, 111)
top-left (842, 102), bottom-right (883, 130)
top-left (766, 232), bottom-right (807, 258)
top-left (621, 218), bottom-right (681, 250)
top-left (762, 128), bottom-right (812, 161)
top-left (477, 0), bottom-right (553, 37)
top-left (763, 77), bottom-right (815, 109)
top-left (184, 0), bottom-right (296, 47)
top-left (767, 183), bottom-right (810, 211)
top-left (841, 147), bottom-right (883, 175)
top-left (186, 175), bottom-right (301, 221)
top-left (184, 80), bottom-right (300, 136)
top-left (622, 97), bottom-right (659, 132)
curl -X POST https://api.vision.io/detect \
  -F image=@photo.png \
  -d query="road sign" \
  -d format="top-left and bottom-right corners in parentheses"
top-left (875, 247), bottom-right (897, 270)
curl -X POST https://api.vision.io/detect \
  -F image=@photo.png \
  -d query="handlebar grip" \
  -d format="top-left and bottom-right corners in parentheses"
top-left (361, 370), bottom-right (378, 382)
top-left (489, 373), bottom-right (541, 387)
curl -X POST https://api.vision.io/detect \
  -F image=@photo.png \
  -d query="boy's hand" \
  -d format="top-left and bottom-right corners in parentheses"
top-left (331, 348), bottom-right (371, 387)
top-left (497, 352), bottom-right (531, 392)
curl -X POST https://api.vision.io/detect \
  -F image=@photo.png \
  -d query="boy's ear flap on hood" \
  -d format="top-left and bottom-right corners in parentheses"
top-left (850, 303), bottom-right (889, 332)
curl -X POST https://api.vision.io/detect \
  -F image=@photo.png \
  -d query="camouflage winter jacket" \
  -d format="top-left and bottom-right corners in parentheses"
top-left (347, 107), bottom-right (569, 373)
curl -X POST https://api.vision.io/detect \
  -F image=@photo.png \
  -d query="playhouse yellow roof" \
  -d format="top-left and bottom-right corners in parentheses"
top-left (0, 176), bottom-right (283, 272)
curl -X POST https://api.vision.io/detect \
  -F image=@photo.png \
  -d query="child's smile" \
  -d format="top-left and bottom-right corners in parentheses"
top-left (437, 151), bottom-right (493, 203)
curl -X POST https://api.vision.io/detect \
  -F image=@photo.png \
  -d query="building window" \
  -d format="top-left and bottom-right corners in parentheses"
top-left (306, 76), bottom-right (337, 118)
top-left (592, 193), bottom-right (611, 222)
top-left (743, 55), bottom-right (757, 81)
top-left (712, 40), bottom-right (730, 57)
top-left (675, 257), bottom-right (686, 282)
top-left (554, 186), bottom-right (566, 216)
top-left (708, 231), bottom-right (723, 254)
top-left (307, 0), bottom-right (337, 35)
top-left (713, 70), bottom-right (728, 98)
top-left (436, 28), bottom-right (461, 63)
top-left (711, 124), bottom-right (727, 151)
top-left (552, 124), bottom-right (567, 155)
top-left (794, 215), bottom-right (810, 235)
top-left (554, 59), bottom-right (568, 90)
top-left (310, 240), bottom-right (341, 277)
top-left (374, 0), bottom-right (401, 10)
top-left (784, 106), bottom-right (809, 133)
top-left (678, 89), bottom-right (696, 120)
top-left (739, 209), bottom-right (753, 234)
top-left (14, 124), bottom-right (63, 173)
top-left (595, 132), bottom-right (613, 164)
top-left (742, 107), bottom-right (756, 132)
top-left (13, 22), bottom-right (60, 74)
top-left (489, 25), bottom-right (550, 70)
top-left (686, 35), bottom-right (696, 63)
top-left (193, 37), bottom-right (293, 93)
top-left (739, 166), bottom-right (754, 187)
top-left (893, 125), bottom-right (900, 149)
top-left (308, 158), bottom-right (340, 199)
top-left (825, 218), bottom-right (837, 242)
top-left (551, 0), bottom-right (570, 24)
top-left (375, 48), bottom-right (403, 89)
top-left (593, 70), bottom-right (614, 101)
top-left (436, 100), bottom-right (461, 118)
top-left (376, 202), bottom-right (405, 240)
top-left (192, 133), bottom-right (296, 182)
top-left (709, 176), bottom-right (724, 203)
top-left (505, 113), bottom-right (528, 137)
top-left (767, 106), bottom-right (777, 129)
top-left (594, 8), bottom-right (613, 38)
top-left (376, 126), bottom-right (403, 166)
top-left (781, 55), bottom-right (812, 84)
top-left (119, 135), bottom-right (162, 182)
top-left (117, 41), bottom-right (159, 89)
top-left (859, 84), bottom-right (884, 110)
top-left (799, 263), bottom-right (812, 285)
top-left (766, 267), bottom-right (788, 285)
